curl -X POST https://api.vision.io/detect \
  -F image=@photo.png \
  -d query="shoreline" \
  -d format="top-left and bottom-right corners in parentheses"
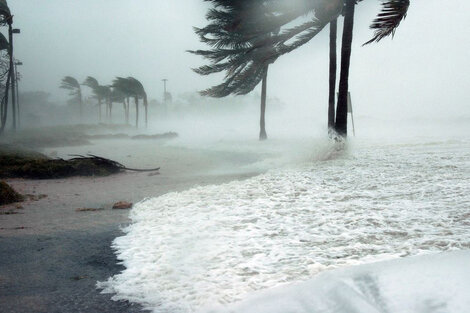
top-left (0, 139), bottom-right (264, 313)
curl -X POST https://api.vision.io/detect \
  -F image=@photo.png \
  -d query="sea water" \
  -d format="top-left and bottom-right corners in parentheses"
top-left (98, 134), bottom-right (470, 312)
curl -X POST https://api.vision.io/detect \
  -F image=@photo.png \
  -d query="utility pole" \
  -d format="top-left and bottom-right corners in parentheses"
top-left (14, 61), bottom-right (22, 128)
top-left (162, 79), bottom-right (168, 102)
top-left (162, 78), bottom-right (168, 115)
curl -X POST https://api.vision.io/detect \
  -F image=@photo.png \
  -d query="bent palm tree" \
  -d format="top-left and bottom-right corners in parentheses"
top-left (112, 77), bottom-right (147, 128)
top-left (60, 76), bottom-right (83, 118)
top-left (193, 0), bottom-right (410, 139)
top-left (83, 76), bottom-right (105, 122)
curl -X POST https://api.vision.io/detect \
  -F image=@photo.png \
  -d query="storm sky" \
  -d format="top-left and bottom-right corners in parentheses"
top-left (7, 0), bottom-right (470, 121)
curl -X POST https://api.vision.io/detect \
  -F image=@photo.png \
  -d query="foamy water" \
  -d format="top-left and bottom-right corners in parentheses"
top-left (98, 137), bottom-right (470, 312)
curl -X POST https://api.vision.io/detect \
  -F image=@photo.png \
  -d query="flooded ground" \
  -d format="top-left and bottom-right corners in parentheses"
top-left (98, 134), bottom-right (470, 312)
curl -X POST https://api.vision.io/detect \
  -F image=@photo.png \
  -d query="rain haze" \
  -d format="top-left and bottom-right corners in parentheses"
top-left (1, 1), bottom-right (470, 313)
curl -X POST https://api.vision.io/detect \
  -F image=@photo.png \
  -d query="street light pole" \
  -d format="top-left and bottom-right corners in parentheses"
top-left (7, 18), bottom-right (17, 131)
top-left (162, 79), bottom-right (168, 115)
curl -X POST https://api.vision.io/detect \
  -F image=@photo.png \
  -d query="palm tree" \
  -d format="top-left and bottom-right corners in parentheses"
top-left (83, 76), bottom-right (105, 122)
top-left (259, 66), bottom-right (269, 140)
top-left (192, 0), bottom-right (342, 140)
top-left (335, 0), bottom-right (410, 137)
top-left (110, 87), bottom-right (126, 123)
top-left (328, 19), bottom-right (338, 134)
top-left (0, 0), bottom-right (11, 135)
top-left (112, 77), bottom-right (147, 128)
top-left (60, 76), bottom-right (83, 118)
top-left (193, 0), bottom-right (410, 139)
top-left (112, 77), bottom-right (132, 124)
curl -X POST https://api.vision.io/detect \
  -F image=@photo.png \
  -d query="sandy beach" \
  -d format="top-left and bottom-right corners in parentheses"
top-left (0, 138), bottom-right (264, 313)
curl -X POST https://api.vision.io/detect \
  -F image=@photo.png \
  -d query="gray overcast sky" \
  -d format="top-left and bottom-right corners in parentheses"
top-left (6, 0), bottom-right (470, 120)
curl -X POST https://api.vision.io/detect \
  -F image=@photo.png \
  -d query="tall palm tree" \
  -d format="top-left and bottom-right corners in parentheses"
top-left (110, 87), bottom-right (126, 123)
top-left (128, 77), bottom-right (148, 128)
top-left (193, 0), bottom-right (410, 139)
top-left (60, 76), bottom-right (83, 118)
top-left (112, 77), bottom-right (133, 125)
top-left (328, 19), bottom-right (338, 134)
top-left (259, 66), bottom-right (269, 140)
top-left (335, 0), bottom-right (410, 137)
top-left (112, 77), bottom-right (147, 128)
top-left (83, 76), bottom-right (105, 122)
top-left (192, 0), bottom-right (342, 140)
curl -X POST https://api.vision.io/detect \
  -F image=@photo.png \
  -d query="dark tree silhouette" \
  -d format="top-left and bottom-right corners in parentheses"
top-left (192, 0), bottom-right (410, 139)
top-left (60, 76), bottom-right (83, 118)
top-left (112, 77), bottom-right (147, 128)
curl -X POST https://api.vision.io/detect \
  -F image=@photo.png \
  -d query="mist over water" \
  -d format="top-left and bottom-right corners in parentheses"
top-left (3, 1), bottom-right (469, 312)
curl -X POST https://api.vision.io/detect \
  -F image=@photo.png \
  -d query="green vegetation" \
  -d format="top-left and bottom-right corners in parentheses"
top-left (0, 181), bottom-right (23, 205)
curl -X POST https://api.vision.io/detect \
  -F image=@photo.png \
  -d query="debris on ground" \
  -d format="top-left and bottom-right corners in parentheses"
top-left (112, 201), bottom-right (133, 210)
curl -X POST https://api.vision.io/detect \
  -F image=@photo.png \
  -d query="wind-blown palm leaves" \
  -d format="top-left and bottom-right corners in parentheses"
top-left (60, 76), bottom-right (83, 117)
top-left (191, 0), bottom-right (343, 97)
top-left (364, 0), bottom-right (410, 45)
top-left (83, 76), bottom-right (107, 122)
top-left (193, 0), bottom-right (411, 138)
top-left (112, 77), bottom-right (148, 128)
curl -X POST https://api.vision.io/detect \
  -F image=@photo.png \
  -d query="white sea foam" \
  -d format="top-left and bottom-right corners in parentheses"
top-left (98, 138), bottom-right (470, 313)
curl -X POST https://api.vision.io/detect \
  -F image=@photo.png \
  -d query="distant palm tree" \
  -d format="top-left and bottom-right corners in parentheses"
top-left (82, 76), bottom-right (105, 122)
top-left (112, 77), bottom-right (148, 128)
top-left (112, 77), bottom-right (133, 125)
top-left (60, 76), bottom-right (83, 118)
top-left (109, 87), bottom-right (126, 123)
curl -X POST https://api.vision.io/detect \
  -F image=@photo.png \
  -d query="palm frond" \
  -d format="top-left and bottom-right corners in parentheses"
top-left (364, 0), bottom-right (410, 45)
top-left (0, 0), bottom-right (10, 19)
top-left (0, 33), bottom-right (8, 51)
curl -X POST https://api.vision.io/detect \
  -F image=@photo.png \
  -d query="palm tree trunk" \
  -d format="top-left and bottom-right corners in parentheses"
top-left (109, 101), bottom-right (113, 123)
top-left (122, 101), bottom-right (126, 123)
top-left (135, 97), bottom-right (139, 128)
top-left (98, 99), bottom-right (102, 122)
top-left (126, 97), bottom-right (130, 124)
top-left (259, 66), bottom-right (268, 141)
top-left (335, 0), bottom-right (355, 137)
top-left (144, 94), bottom-right (148, 129)
top-left (8, 23), bottom-right (16, 132)
top-left (78, 90), bottom-right (83, 121)
top-left (328, 19), bottom-right (337, 133)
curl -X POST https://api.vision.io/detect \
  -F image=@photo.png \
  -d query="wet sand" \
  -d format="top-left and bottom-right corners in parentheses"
top-left (0, 139), bottom-right (263, 313)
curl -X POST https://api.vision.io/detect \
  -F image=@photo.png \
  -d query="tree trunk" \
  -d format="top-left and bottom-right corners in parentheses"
top-left (259, 66), bottom-right (268, 141)
top-left (122, 101), bottom-right (126, 123)
top-left (8, 23), bottom-right (16, 132)
top-left (109, 101), bottom-right (113, 123)
top-left (126, 97), bottom-right (130, 124)
top-left (98, 99), bottom-right (102, 122)
top-left (335, 0), bottom-right (355, 137)
top-left (328, 19), bottom-right (337, 133)
top-left (144, 94), bottom-right (148, 129)
top-left (135, 97), bottom-right (139, 128)
top-left (78, 89), bottom-right (83, 121)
